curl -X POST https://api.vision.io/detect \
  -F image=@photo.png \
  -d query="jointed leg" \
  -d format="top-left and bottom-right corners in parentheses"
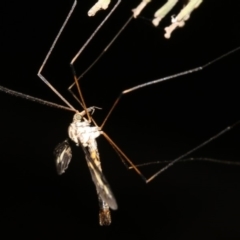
top-left (98, 47), bottom-right (240, 183)
top-left (130, 158), bottom-right (240, 169)
top-left (102, 113), bottom-right (240, 183)
top-left (67, 14), bottom-right (132, 112)
top-left (37, 0), bottom-right (78, 111)
top-left (100, 46), bottom-right (240, 129)
top-left (0, 85), bottom-right (75, 112)
top-left (102, 131), bottom-right (147, 182)
top-left (1, 1), bottom-right (79, 112)
top-left (145, 120), bottom-right (240, 183)
top-left (68, 0), bottom-right (121, 122)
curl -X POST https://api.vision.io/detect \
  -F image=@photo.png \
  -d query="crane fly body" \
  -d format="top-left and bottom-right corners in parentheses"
top-left (0, 0), bottom-right (124, 226)
top-left (1, 0), bottom-right (240, 228)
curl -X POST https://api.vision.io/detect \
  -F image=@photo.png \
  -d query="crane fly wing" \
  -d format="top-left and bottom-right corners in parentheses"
top-left (54, 139), bottom-right (72, 175)
top-left (81, 145), bottom-right (118, 210)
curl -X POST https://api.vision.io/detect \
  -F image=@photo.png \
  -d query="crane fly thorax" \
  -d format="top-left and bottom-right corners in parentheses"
top-left (68, 113), bottom-right (101, 147)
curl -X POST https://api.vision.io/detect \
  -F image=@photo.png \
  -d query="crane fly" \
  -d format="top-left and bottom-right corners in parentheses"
top-left (1, 0), bottom-right (240, 227)
top-left (0, 0), bottom-right (124, 226)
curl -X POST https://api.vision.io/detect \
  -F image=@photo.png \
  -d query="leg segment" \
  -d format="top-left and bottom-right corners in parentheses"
top-left (99, 47), bottom-right (240, 183)
top-left (100, 47), bottom-right (240, 129)
top-left (68, 0), bottom-right (121, 122)
top-left (37, 0), bottom-right (78, 111)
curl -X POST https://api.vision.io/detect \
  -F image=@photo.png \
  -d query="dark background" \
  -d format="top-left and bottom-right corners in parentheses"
top-left (1, 0), bottom-right (240, 238)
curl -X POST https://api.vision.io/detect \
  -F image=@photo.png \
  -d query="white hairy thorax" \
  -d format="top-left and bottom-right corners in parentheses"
top-left (68, 112), bottom-right (101, 151)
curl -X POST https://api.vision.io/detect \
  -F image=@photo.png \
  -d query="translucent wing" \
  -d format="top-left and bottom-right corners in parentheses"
top-left (54, 139), bottom-right (72, 175)
top-left (80, 144), bottom-right (118, 211)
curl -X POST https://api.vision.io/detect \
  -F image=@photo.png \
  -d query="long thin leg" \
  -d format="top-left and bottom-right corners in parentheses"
top-left (145, 120), bottom-right (240, 183)
top-left (68, 47), bottom-right (240, 183)
top-left (77, 17), bottom-right (133, 82)
top-left (130, 158), bottom-right (240, 168)
top-left (67, 15), bottom-right (132, 106)
top-left (105, 136), bottom-right (131, 169)
top-left (0, 85), bottom-right (75, 112)
top-left (102, 131), bottom-right (147, 182)
top-left (102, 119), bottom-right (240, 182)
top-left (100, 46), bottom-right (240, 129)
top-left (93, 47), bottom-right (240, 183)
top-left (37, 0), bottom-right (77, 111)
top-left (69, 0), bottom-right (164, 107)
top-left (68, 0), bottom-right (202, 108)
top-left (69, 0), bottom-right (121, 122)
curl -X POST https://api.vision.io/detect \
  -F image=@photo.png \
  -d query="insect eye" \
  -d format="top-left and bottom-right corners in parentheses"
top-left (74, 113), bottom-right (82, 121)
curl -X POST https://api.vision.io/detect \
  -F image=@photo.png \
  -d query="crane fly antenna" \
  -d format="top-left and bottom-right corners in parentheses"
top-left (100, 46), bottom-right (240, 129)
top-left (69, 0), bottom-right (121, 122)
top-left (0, 85), bottom-right (75, 112)
top-left (37, 0), bottom-right (77, 111)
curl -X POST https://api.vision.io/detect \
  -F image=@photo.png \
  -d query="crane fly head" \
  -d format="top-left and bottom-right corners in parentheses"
top-left (73, 112), bottom-right (84, 122)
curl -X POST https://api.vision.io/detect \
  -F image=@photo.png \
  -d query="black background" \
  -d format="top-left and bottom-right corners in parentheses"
top-left (1, 0), bottom-right (240, 238)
